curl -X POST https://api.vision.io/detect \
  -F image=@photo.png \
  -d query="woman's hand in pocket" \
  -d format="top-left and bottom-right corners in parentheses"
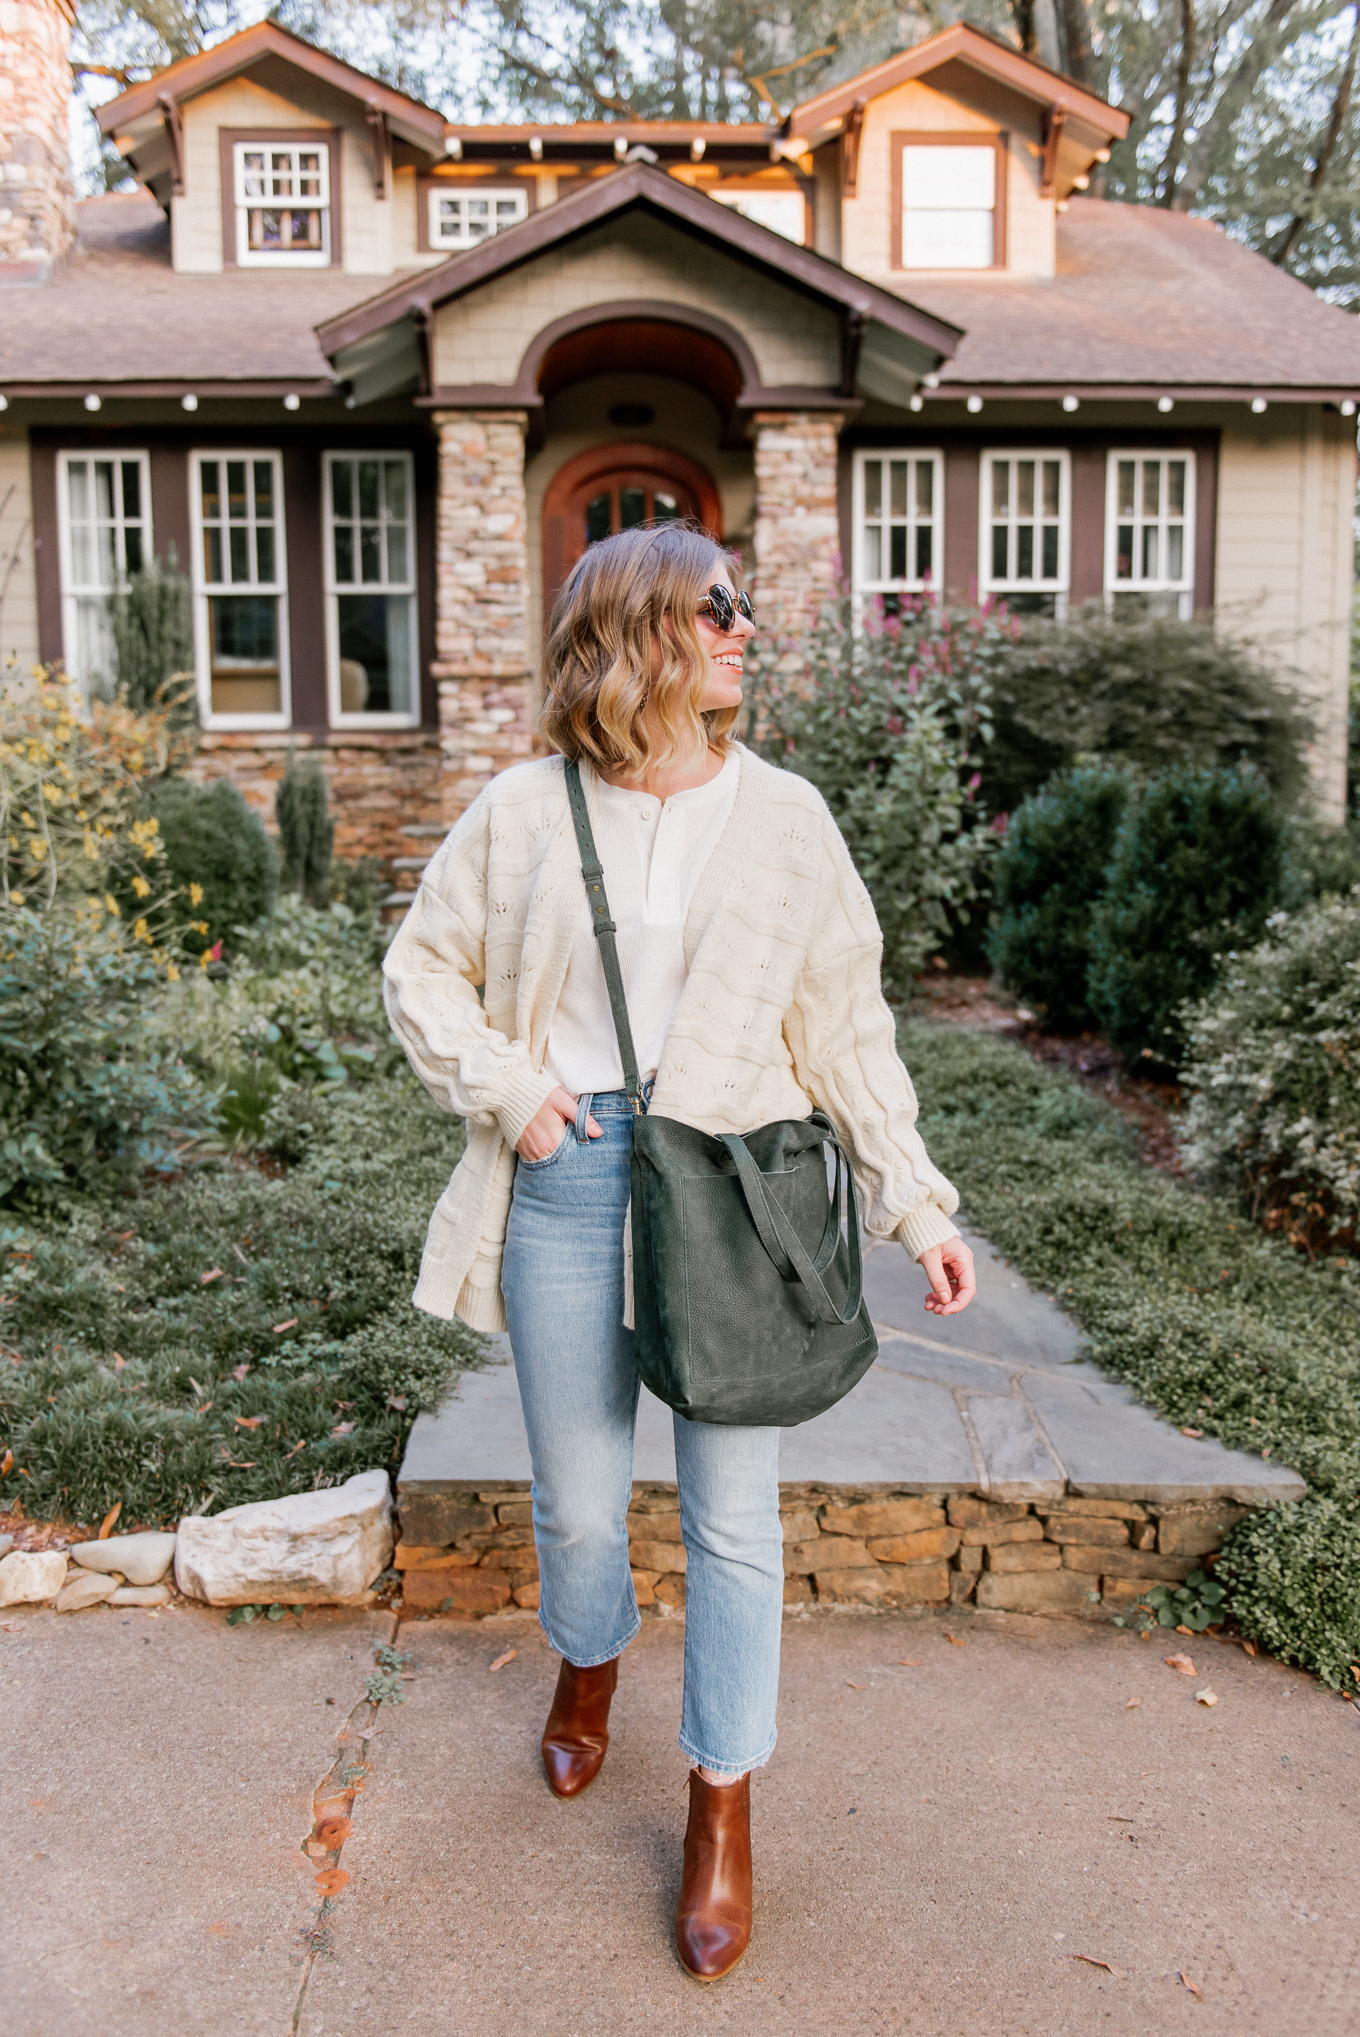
top-left (515, 1087), bottom-right (602, 1162)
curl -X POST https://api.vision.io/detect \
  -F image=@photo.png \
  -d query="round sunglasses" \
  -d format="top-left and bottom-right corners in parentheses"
top-left (697, 585), bottom-right (754, 632)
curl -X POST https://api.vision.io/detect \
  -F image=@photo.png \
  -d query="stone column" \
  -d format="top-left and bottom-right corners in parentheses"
top-left (750, 411), bottom-right (845, 654)
top-left (0, 0), bottom-right (77, 284)
top-left (431, 410), bottom-right (537, 822)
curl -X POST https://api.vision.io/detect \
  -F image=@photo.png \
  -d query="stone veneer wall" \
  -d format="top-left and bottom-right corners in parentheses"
top-left (432, 410), bottom-right (537, 823)
top-left (0, 0), bottom-right (76, 283)
top-left (750, 410), bottom-right (845, 655)
top-left (394, 1484), bottom-right (1249, 1621)
top-left (190, 729), bottom-right (444, 866)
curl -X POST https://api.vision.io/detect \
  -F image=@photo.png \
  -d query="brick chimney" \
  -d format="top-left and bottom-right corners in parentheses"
top-left (0, 0), bottom-right (77, 284)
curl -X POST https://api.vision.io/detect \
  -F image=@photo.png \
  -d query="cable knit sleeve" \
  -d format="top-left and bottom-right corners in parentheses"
top-left (382, 794), bottom-right (559, 1147)
top-left (783, 807), bottom-right (960, 1261)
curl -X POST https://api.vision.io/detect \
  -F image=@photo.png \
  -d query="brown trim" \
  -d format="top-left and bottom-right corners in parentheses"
top-left (282, 442), bottom-right (327, 729)
top-left (219, 127), bottom-right (343, 272)
top-left (541, 441), bottom-right (722, 609)
top-left (315, 160), bottom-right (963, 366)
top-left (787, 21), bottom-right (1129, 141)
top-left (96, 19), bottom-right (446, 148)
top-left (30, 439), bottom-right (62, 668)
top-left (148, 445), bottom-right (191, 582)
top-left (0, 380), bottom-right (340, 400)
top-left (892, 130), bottom-right (1008, 273)
top-left (1193, 437), bottom-right (1217, 612)
top-left (1068, 443), bottom-right (1105, 603)
top-left (942, 444), bottom-right (980, 603)
top-left (157, 93), bottom-right (185, 197)
top-left (415, 169), bottom-right (536, 256)
top-left (926, 384), bottom-right (1360, 404)
top-left (841, 101), bottom-right (866, 198)
top-left (366, 105), bottom-right (388, 199)
top-left (1039, 108), bottom-right (1066, 200)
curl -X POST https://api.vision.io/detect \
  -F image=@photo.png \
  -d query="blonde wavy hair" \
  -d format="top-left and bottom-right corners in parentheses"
top-left (540, 522), bottom-right (743, 772)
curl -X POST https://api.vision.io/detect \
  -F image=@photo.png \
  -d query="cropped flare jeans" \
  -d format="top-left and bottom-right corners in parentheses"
top-left (501, 1088), bottom-right (784, 1778)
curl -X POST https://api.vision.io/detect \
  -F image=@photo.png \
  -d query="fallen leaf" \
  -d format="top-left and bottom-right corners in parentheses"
top-left (1176, 1623), bottom-right (1195, 1636)
top-left (944, 1634), bottom-right (966, 1648)
top-left (112, 1353), bottom-right (125, 1371)
top-left (234, 1415), bottom-right (264, 1431)
top-left (1181, 1426), bottom-right (1204, 1438)
top-left (331, 1422), bottom-right (354, 1438)
top-left (313, 1868), bottom-right (350, 1896)
top-left (1243, 1641), bottom-right (1257, 1657)
top-left (1, 1449), bottom-right (12, 1477)
top-left (232, 1245), bottom-right (251, 1266)
top-left (200, 1267), bottom-right (225, 1285)
top-left (1195, 1687), bottom-right (1218, 1707)
top-left (232, 1362), bottom-right (250, 1382)
top-left (488, 1648), bottom-right (518, 1672)
top-left (1124, 1696), bottom-right (1143, 1709)
top-left (1179, 1972), bottom-right (1203, 1999)
top-left (845, 1680), bottom-right (866, 1689)
top-left (273, 1318), bottom-right (299, 1334)
top-left (897, 1659), bottom-right (922, 1667)
top-left (283, 1439), bottom-right (307, 1459)
top-left (1070, 1955), bottom-right (1127, 1978)
top-left (1106, 1815), bottom-right (1134, 1822)
top-left (195, 1401), bottom-right (213, 1414)
top-left (98, 1501), bottom-right (121, 1539)
top-left (1165, 1654), bottom-right (1196, 1675)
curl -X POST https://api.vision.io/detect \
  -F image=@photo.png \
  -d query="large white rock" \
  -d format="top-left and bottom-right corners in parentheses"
top-left (56, 1570), bottom-right (121, 1613)
top-left (0, 1549), bottom-right (69, 1605)
top-left (69, 1532), bottom-right (177, 1585)
top-left (109, 1584), bottom-right (171, 1607)
top-left (174, 1470), bottom-right (394, 1606)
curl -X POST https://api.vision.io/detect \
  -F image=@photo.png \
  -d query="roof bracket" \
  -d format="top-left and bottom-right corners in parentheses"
top-left (158, 92), bottom-right (185, 197)
top-left (842, 99), bottom-right (866, 198)
top-left (367, 103), bottom-right (388, 199)
top-left (1039, 107), bottom-right (1066, 200)
top-left (840, 308), bottom-right (867, 398)
top-left (413, 301), bottom-right (433, 397)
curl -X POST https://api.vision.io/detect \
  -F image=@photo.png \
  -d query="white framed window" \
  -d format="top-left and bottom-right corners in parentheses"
top-left (56, 451), bottom-right (152, 695)
top-left (189, 452), bottom-right (290, 727)
top-left (428, 185), bottom-right (528, 249)
top-left (852, 449), bottom-right (944, 607)
top-left (979, 450), bottom-right (1070, 616)
top-left (711, 189), bottom-right (806, 246)
top-left (234, 142), bottom-right (330, 268)
top-left (323, 452), bottom-right (418, 727)
top-left (901, 142), bottom-right (998, 270)
top-left (1105, 451), bottom-right (1196, 618)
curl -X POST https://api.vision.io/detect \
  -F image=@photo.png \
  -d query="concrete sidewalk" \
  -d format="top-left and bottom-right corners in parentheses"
top-left (3, 1595), bottom-right (1357, 2036)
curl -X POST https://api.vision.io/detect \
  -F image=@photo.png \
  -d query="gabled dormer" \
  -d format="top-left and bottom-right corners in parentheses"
top-left (785, 24), bottom-right (1129, 284)
top-left (95, 22), bottom-right (450, 276)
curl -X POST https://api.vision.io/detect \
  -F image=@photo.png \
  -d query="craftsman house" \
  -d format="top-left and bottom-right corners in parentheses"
top-left (2, 5), bottom-right (1357, 897)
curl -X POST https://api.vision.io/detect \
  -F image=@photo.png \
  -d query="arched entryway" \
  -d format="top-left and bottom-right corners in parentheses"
top-left (541, 441), bottom-right (723, 606)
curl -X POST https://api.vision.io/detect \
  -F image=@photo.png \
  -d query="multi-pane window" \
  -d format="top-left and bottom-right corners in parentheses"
top-left (901, 143), bottom-right (997, 269)
top-left (852, 450), bottom-right (943, 605)
top-left (428, 186), bottom-right (528, 249)
top-left (324, 453), bottom-right (418, 724)
top-left (190, 453), bottom-right (289, 724)
top-left (711, 189), bottom-right (806, 245)
top-left (234, 142), bottom-right (330, 267)
top-left (979, 451), bottom-right (1070, 616)
top-left (56, 452), bottom-right (151, 694)
top-left (1105, 452), bottom-right (1196, 617)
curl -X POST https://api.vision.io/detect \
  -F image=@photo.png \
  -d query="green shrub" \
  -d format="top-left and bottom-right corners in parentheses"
top-left (109, 549), bottom-right (195, 723)
top-left (750, 598), bottom-right (1000, 995)
top-left (329, 854), bottom-right (389, 918)
top-left (147, 778), bottom-right (277, 953)
top-left (276, 755), bottom-right (335, 908)
top-left (0, 905), bottom-right (207, 1206)
top-left (1178, 892), bottom-right (1360, 1253)
top-left (1087, 766), bottom-right (1287, 1070)
top-left (981, 604), bottom-right (1313, 817)
top-left (902, 1016), bottom-right (1360, 1687)
top-left (987, 765), bottom-right (1134, 1031)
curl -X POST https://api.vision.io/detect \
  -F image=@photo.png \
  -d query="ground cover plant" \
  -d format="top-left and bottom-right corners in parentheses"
top-left (904, 1017), bottom-right (1360, 1689)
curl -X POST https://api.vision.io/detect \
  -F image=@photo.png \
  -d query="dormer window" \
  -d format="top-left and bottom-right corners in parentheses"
top-left (893, 134), bottom-right (1007, 271)
top-left (233, 139), bottom-right (332, 267)
top-left (429, 186), bottom-right (528, 249)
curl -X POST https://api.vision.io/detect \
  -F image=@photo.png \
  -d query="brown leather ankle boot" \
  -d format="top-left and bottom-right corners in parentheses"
top-left (674, 1770), bottom-right (752, 1982)
top-left (540, 1656), bottom-right (618, 1799)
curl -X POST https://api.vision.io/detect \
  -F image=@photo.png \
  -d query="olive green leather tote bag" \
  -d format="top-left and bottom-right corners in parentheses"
top-left (565, 761), bottom-right (878, 1428)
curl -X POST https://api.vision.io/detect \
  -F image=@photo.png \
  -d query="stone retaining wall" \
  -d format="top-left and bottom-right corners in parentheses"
top-left (189, 728), bottom-right (444, 867)
top-left (395, 1484), bottom-right (1250, 1622)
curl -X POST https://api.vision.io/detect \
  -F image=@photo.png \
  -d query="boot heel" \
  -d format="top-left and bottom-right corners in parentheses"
top-left (675, 1770), bottom-right (752, 1981)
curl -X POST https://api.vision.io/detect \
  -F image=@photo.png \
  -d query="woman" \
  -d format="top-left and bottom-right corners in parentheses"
top-left (384, 522), bottom-right (975, 1982)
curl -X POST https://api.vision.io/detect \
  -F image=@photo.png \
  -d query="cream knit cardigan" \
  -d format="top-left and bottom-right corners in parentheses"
top-left (383, 744), bottom-right (960, 1332)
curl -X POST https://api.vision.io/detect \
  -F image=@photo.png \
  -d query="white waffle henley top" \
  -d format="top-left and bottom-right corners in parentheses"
top-left (545, 751), bottom-right (741, 1094)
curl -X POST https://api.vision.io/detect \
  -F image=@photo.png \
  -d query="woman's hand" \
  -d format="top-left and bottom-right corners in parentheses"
top-left (917, 1236), bottom-right (976, 1317)
top-left (515, 1087), bottom-right (602, 1162)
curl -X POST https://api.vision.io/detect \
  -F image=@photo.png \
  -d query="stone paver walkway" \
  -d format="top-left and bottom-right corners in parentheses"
top-left (402, 1228), bottom-right (1304, 1506)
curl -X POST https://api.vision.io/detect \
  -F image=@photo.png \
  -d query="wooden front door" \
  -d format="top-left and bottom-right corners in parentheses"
top-left (542, 442), bottom-right (723, 610)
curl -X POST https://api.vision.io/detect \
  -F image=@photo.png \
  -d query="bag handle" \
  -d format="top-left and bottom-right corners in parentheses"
top-left (719, 1131), bottom-right (866, 1327)
top-left (563, 758), bottom-right (645, 1114)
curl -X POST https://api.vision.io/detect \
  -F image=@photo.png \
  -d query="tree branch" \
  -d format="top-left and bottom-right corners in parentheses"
top-left (1271, 0), bottom-right (1360, 265)
top-left (1158, 0), bottom-right (1196, 204)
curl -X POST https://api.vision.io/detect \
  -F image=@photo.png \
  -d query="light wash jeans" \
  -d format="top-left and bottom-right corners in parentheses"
top-left (502, 1087), bottom-right (784, 1778)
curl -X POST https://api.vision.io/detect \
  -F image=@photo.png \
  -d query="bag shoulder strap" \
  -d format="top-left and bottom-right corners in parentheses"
top-left (563, 758), bottom-right (644, 1113)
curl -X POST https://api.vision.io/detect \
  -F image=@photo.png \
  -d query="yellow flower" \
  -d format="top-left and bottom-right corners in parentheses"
top-left (133, 917), bottom-right (151, 943)
top-left (10, 890), bottom-right (25, 905)
top-left (188, 882), bottom-right (204, 907)
top-left (191, 918), bottom-right (209, 935)
top-left (29, 838), bottom-right (47, 862)
top-left (198, 946), bottom-right (213, 970)
top-left (132, 873), bottom-right (151, 899)
top-left (166, 963), bottom-right (180, 981)
top-left (104, 893), bottom-right (120, 917)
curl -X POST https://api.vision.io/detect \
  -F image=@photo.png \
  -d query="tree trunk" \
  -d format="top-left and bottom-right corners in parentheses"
top-left (1055, 0), bottom-right (1094, 87)
top-left (1159, 0), bottom-right (1196, 205)
top-left (1272, 0), bottom-right (1360, 265)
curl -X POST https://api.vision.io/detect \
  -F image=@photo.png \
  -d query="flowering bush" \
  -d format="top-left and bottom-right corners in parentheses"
top-left (748, 597), bottom-right (1003, 996)
top-left (1178, 893), bottom-right (1360, 1255)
